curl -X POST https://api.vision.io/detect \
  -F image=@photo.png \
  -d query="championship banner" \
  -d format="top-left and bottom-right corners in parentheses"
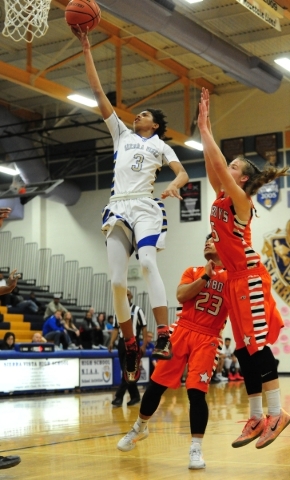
top-left (221, 137), bottom-right (244, 162)
top-left (257, 179), bottom-right (279, 209)
top-left (180, 181), bottom-right (201, 222)
top-left (262, 220), bottom-right (290, 306)
top-left (255, 133), bottom-right (277, 164)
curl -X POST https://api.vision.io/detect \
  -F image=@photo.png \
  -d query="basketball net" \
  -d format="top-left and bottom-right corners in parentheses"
top-left (2, 0), bottom-right (52, 43)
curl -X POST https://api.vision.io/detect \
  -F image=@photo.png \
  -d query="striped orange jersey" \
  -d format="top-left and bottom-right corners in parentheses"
top-left (210, 192), bottom-right (260, 272)
top-left (177, 266), bottom-right (228, 336)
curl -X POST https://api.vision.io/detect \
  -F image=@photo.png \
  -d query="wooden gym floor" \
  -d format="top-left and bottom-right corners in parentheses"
top-left (1, 377), bottom-right (290, 479)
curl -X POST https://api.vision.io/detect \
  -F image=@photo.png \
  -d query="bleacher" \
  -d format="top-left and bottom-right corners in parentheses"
top-left (0, 231), bottom-right (182, 343)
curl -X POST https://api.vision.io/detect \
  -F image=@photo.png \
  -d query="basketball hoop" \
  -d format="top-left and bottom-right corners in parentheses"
top-left (2, 0), bottom-right (52, 43)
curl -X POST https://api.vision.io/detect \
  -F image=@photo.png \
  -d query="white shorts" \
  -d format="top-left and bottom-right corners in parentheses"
top-left (101, 197), bottom-right (167, 255)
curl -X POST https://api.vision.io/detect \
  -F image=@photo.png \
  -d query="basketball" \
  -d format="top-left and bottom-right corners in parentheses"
top-left (65, 0), bottom-right (101, 32)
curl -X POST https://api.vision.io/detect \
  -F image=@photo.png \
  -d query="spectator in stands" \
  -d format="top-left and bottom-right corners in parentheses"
top-left (43, 293), bottom-right (68, 320)
top-left (31, 332), bottom-right (47, 343)
top-left (7, 286), bottom-right (39, 314)
top-left (220, 337), bottom-right (244, 381)
top-left (79, 310), bottom-right (104, 349)
top-left (63, 311), bottom-right (81, 347)
top-left (24, 291), bottom-right (45, 316)
top-left (42, 310), bottom-right (72, 349)
top-left (106, 315), bottom-right (114, 330)
top-left (0, 331), bottom-right (16, 350)
top-left (97, 312), bottom-right (111, 347)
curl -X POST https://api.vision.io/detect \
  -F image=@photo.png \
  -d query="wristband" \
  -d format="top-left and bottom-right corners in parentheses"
top-left (201, 274), bottom-right (211, 282)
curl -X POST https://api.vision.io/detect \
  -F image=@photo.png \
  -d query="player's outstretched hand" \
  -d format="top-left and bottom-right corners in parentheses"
top-left (7, 269), bottom-right (21, 287)
top-left (205, 259), bottom-right (215, 277)
top-left (161, 183), bottom-right (182, 200)
top-left (71, 25), bottom-right (90, 49)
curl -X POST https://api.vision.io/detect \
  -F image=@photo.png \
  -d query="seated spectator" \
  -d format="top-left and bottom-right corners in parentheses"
top-left (221, 337), bottom-right (244, 381)
top-left (0, 331), bottom-right (16, 350)
top-left (97, 312), bottom-right (111, 347)
top-left (7, 286), bottom-right (39, 314)
top-left (79, 310), bottom-right (104, 349)
top-left (63, 311), bottom-right (81, 348)
top-left (106, 315), bottom-right (114, 330)
top-left (42, 310), bottom-right (72, 350)
top-left (24, 291), bottom-right (45, 316)
top-left (44, 293), bottom-right (68, 320)
top-left (31, 332), bottom-right (47, 343)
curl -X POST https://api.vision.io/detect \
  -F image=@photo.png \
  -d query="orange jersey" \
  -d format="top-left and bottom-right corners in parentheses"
top-left (178, 266), bottom-right (228, 336)
top-left (210, 192), bottom-right (260, 272)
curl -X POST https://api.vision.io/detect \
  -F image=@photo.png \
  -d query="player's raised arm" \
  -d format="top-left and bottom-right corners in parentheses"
top-left (71, 26), bottom-right (113, 120)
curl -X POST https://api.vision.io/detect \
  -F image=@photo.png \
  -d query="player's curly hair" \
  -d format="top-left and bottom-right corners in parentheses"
top-left (237, 155), bottom-right (289, 196)
top-left (146, 108), bottom-right (167, 138)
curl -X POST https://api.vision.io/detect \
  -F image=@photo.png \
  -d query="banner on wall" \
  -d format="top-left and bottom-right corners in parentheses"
top-left (257, 179), bottom-right (279, 209)
top-left (0, 358), bottom-right (79, 393)
top-left (221, 137), bottom-right (244, 162)
top-left (80, 358), bottom-right (113, 387)
top-left (180, 181), bottom-right (201, 222)
top-left (262, 220), bottom-right (290, 306)
top-left (255, 133), bottom-right (277, 164)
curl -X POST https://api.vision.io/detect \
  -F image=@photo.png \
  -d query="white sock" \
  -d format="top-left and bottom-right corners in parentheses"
top-left (265, 389), bottom-right (281, 416)
top-left (191, 437), bottom-right (202, 447)
top-left (135, 416), bottom-right (148, 432)
top-left (249, 395), bottom-right (263, 419)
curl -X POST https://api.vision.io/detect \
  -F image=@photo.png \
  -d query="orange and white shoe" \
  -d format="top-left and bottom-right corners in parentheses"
top-left (255, 409), bottom-right (290, 449)
top-left (232, 416), bottom-right (266, 448)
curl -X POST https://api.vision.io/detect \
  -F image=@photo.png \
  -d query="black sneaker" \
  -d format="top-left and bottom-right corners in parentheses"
top-left (127, 397), bottom-right (140, 406)
top-left (124, 344), bottom-right (141, 383)
top-left (0, 456), bottom-right (21, 470)
top-left (111, 397), bottom-right (123, 407)
top-left (152, 334), bottom-right (172, 360)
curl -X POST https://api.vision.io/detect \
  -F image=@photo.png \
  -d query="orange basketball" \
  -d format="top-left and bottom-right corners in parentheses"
top-left (65, 0), bottom-right (101, 32)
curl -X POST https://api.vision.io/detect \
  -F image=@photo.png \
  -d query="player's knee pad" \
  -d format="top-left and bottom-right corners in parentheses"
top-left (253, 346), bottom-right (278, 383)
top-left (235, 347), bottom-right (262, 395)
top-left (140, 380), bottom-right (167, 417)
top-left (187, 389), bottom-right (208, 435)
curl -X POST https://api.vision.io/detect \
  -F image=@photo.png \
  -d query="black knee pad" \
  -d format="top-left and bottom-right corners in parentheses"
top-left (140, 380), bottom-right (167, 417)
top-left (187, 388), bottom-right (208, 435)
top-left (253, 346), bottom-right (278, 383)
top-left (235, 347), bottom-right (262, 395)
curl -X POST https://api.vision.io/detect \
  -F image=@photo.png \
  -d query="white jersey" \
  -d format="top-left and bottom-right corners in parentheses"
top-left (105, 112), bottom-right (180, 197)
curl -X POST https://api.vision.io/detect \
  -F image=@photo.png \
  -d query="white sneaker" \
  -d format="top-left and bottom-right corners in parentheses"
top-left (117, 424), bottom-right (149, 452)
top-left (216, 373), bottom-right (228, 382)
top-left (188, 443), bottom-right (206, 470)
top-left (92, 345), bottom-right (100, 349)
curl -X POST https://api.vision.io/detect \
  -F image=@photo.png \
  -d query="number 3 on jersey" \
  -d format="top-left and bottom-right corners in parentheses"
top-left (131, 153), bottom-right (144, 172)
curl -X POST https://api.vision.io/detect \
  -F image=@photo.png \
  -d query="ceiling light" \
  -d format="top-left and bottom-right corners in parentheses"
top-left (184, 0), bottom-right (203, 3)
top-left (0, 163), bottom-right (20, 176)
top-left (184, 140), bottom-right (203, 151)
top-left (274, 57), bottom-right (290, 72)
top-left (67, 94), bottom-right (98, 108)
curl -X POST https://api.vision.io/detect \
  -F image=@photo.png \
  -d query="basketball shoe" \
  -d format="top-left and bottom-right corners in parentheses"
top-left (152, 333), bottom-right (172, 360)
top-left (124, 342), bottom-right (141, 383)
top-left (232, 415), bottom-right (266, 448)
top-left (0, 456), bottom-right (21, 470)
top-left (188, 443), bottom-right (206, 470)
top-left (117, 423), bottom-right (149, 452)
top-left (255, 409), bottom-right (290, 449)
